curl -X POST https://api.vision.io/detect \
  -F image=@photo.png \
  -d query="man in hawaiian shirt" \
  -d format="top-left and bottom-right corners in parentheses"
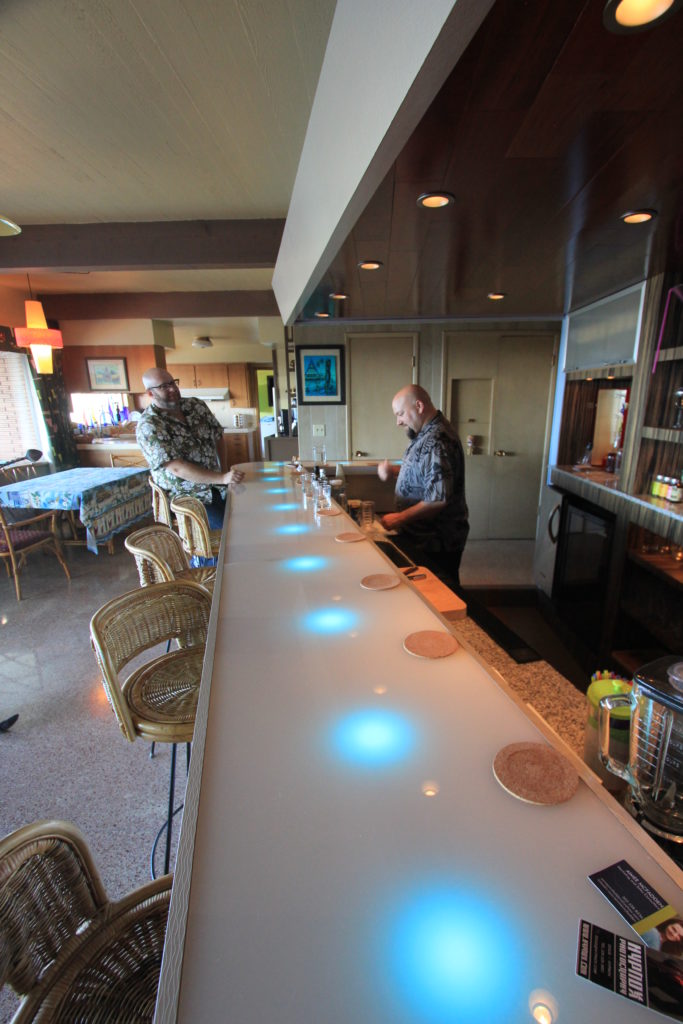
top-left (137, 368), bottom-right (244, 528)
top-left (377, 384), bottom-right (469, 587)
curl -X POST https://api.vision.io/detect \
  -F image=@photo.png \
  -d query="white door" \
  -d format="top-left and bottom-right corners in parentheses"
top-left (447, 332), bottom-right (557, 539)
top-left (348, 333), bottom-right (416, 460)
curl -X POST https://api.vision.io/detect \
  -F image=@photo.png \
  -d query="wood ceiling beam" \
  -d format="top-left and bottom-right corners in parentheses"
top-left (0, 220), bottom-right (284, 272)
top-left (41, 290), bottom-right (279, 320)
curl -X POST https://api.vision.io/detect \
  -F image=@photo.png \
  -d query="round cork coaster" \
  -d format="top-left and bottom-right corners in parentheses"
top-left (403, 630), bottom-right (459, 659)
top-left (317, 507), bottom-right (341, 516)
top-left (360, 573), bottom-right (400, 591)
top-left (492, 742), bottom-right (579, 805)
top-left (334, 532), bottom-right (366, 543)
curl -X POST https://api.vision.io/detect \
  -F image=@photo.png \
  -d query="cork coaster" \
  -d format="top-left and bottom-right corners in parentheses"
top-left (335, 532), bottom-right (366, 543)
top-left (360, 573), bottom-right (400, 591)
top-left (492, 742), bottom-right (579, 805)
top-left (317, 507), bottom-right (341, 516)
top-left (403, 630), bottom-right (459, 659)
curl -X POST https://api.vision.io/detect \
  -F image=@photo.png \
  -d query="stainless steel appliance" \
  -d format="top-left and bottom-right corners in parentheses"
top-left (599, 656), bottom-right (683, 840)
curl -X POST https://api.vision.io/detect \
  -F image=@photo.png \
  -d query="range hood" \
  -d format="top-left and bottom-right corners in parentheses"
top-left (180, 387), bottom-right (230, 401)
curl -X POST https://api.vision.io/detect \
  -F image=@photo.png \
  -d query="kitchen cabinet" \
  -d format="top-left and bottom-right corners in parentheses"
top-left (218, 431), bottom-right (255, 471)
top-left (563, 284), bottom-right (643, 372)
top-left (226, 363), bottom-right (250, 406)
top-left (173, 363), bottom-right (229, 388)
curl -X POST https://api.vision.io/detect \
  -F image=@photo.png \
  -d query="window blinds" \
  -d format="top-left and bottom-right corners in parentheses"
top-left (0, 352), bottom-right (45, 461)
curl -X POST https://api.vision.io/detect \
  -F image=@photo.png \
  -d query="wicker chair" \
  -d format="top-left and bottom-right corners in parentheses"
top-left (111, 452), bottom-right (148, 468)
top-left (170, 495), bottom-right (222, 560)
top-left (90, 580), bottom-right (211, 876)
top-left (0, 819), bottom-right (171, 1023)
top-left (124, 524), bottom-right (215, 593)
top-left (0, 506), bottom-right (71, 602)
top-left (149, 479), bottom-right (173, 528)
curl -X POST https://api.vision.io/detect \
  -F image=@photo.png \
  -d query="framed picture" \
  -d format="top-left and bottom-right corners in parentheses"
top-left (86, 357), bottom-right (129, 392)
top-left (295, 345), bottom-right (346, 405)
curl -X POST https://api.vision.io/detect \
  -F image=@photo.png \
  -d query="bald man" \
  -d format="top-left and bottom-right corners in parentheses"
top-left (136, 368), bottom-right (244, 529)
top-left (377, 384), bottom-right (469, 588)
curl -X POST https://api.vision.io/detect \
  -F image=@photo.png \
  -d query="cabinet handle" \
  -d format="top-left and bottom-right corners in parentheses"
top-left (547, 503), bottom-right (561, 544)
top-left (355, 450), bottom-right (368, 457)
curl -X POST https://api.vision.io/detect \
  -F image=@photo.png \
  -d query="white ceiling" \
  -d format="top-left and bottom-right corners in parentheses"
top-left (0, 0), bottom-right (337, 342)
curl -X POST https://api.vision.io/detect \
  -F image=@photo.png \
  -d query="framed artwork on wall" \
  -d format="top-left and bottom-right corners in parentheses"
top-left (295, 345), bottom-right (345, 405)
top-left (86, 357), bottom-right (129, 392)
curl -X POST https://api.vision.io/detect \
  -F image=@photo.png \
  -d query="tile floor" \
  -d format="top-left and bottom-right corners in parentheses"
top-left (0, 533), bottom-right (546, 1020)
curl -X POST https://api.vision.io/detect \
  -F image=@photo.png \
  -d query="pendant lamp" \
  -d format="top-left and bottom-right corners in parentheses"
top-left (14, 279), bottom-right (63, 374)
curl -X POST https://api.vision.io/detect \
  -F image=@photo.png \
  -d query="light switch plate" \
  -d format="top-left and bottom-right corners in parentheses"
top-left (312, 424), bottom-right (326, 436)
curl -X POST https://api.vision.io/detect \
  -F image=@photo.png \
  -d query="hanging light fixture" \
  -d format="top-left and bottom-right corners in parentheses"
top-left (14, 276), bottom-right (63, 374)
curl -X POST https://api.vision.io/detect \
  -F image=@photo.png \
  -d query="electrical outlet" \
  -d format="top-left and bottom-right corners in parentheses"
top-left (312, 424), bottom-right (326, 437)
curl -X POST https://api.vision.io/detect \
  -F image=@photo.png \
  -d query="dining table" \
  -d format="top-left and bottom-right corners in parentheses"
top-left (0, 465), bottom-right (150, 553)
top-left (155, 462), bottom-right (683, 1024)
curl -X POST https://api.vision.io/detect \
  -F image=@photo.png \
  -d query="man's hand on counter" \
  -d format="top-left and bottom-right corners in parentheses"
top-left (226, 468), bottom-right (245, 488)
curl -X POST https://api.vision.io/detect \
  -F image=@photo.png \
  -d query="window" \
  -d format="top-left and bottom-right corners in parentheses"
top-left (0, 352), bottom-right (50, 462)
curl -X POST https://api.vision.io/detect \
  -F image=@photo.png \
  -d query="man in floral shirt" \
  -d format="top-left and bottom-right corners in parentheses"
top-left (137, 368), bottom-right (244, 527)
top-left (378, 384), bottom-right (469, 587)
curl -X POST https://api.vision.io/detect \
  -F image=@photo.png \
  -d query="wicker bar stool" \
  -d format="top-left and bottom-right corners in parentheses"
top-left (149, 479), bottom-right (174, 528)
top-left (170, 495), bottom-right (221, 560)
top-left (0, 819), bottom-right (171, 1023)
top-left (124, 524), bottom-right (216, 593)
top-left (90, 580), bottom-right (211, 876)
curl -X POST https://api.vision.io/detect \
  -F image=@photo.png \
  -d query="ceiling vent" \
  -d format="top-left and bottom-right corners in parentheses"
top-left (192, 336), bottom-right (213, 349)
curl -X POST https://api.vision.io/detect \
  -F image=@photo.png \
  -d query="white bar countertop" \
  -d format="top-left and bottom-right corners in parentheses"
top-left (156, 462), bottom-right (682, 1024)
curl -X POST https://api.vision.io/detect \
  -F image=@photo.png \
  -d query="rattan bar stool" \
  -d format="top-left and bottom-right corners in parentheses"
top-left (124, 523), bottom-right (216, 593)
top-left (149, 478), bottom-right (174, 528)
top-left (0, 819), bottom-right (171, 1023)
top-left (170, 495), bottom-right (221, 560)
top-left (90, 580), bottom-right (211, 877)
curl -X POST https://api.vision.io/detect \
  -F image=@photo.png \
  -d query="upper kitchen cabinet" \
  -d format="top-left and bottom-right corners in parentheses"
top-left (564, 284), bottom-right (644, 373)
top-left (226, 363), bottom-right (250, 407)
top-left (173, 363), bottom-right (230, 389)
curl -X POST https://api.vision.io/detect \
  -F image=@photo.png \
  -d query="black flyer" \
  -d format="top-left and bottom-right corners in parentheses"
top-left (589, 860), bottom-right (683, 961)
top-left (577, 920), bottom-right (683, 1021)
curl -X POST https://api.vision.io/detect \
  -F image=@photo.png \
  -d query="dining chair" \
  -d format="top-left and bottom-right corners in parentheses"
top-left (125, 523), bottom-right (216, 593)
top-left (90, 580), bottom-right (211, 876)
top-left (0, 819), bottom-right (171, 1023)
top-left (110, 452), bottom-right (148, 467)
top-left (149, 479), bottom-right (174, 528)
top-left (0, 506), bottom-right (71, 602)
top-left (170, 495), bottom-right (221, 560)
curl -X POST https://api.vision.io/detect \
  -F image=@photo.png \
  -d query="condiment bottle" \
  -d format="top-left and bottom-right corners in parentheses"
top-left (668, 476), bottom-right (682, 503)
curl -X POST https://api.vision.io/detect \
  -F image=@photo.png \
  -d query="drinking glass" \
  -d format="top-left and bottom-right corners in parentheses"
top-left (361, 500), bottom-right (375, 530)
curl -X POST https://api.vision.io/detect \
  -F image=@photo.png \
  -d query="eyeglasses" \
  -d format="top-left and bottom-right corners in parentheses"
top-left (150, 379), bottom-right (180, 391)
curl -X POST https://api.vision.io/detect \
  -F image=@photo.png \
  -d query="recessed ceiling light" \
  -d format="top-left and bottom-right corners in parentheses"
top-left (621, 208), bottom-right (657, 223)
top-left (417, 192), bottom-right (454, 209)
top-left (314, 311), bottom-right (329, 318)
top-left (487, 292), bottom-right (506, 301)
top-left (0, 215), bottom-right (21, 237)
top-left (603, 0), bottom-right (682, 32)
top-left (358, 260), bottom-right (383, 271)
top-left (329, 292), bottom-right (347, 300)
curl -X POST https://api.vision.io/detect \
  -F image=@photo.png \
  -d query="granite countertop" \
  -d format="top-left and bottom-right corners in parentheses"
top-left (452, 616), bottom-right (587, 757)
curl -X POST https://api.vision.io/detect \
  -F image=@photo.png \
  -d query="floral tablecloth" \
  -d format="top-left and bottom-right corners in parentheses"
top-left (0, 467), bottom-right (150, 553)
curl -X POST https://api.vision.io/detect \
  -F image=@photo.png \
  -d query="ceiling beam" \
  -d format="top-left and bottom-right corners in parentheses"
top-left (0, 220), bottom-right (284, 272)
top-left (41, 290), bottom-right (279, 320)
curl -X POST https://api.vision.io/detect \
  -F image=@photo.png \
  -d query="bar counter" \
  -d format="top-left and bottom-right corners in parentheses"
top-left (155, 463), bottom-right (682, 1023)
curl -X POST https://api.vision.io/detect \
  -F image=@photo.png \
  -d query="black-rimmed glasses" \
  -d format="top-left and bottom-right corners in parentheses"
top-left (151, 379), bottom-right (180, 391)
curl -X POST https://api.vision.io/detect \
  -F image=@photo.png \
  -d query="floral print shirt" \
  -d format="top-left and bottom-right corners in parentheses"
top-left (136, 398), bottom-right (223, 503)
top-left (395, 411), bottom-right (469, 552)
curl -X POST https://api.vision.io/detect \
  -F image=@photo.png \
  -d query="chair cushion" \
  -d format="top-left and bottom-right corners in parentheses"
top-left (123, 647), bottom-right (203, 743)
top-left (0, 528), bottom-right (53, 553)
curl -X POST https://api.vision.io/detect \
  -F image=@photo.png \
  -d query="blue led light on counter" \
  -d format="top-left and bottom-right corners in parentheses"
top-left (303, 606), bottom-right (358, 633)
top-left (265, 487), bottom-right (288, 494)
top-left (276, 523), bottom-right (310, 536)
top-left (377, 883), bottom-right (525, 1022)
top-left (330, 708), bottom-right (415, 767)
top-left (281, 555), bottom-right (328, 573)
top-left (271, 502), bottom-right (299, 512)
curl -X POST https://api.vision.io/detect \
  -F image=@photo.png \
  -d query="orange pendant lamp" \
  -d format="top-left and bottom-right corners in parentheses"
top-left (15, 280), bottom-right (63, 374)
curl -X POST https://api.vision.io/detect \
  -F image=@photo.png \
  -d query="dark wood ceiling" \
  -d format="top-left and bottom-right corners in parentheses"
top-left (307, 0), bottom-right (683, 323)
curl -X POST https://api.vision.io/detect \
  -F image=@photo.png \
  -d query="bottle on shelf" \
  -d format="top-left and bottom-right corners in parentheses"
top-left (667, 475), bottom-right (682, 503)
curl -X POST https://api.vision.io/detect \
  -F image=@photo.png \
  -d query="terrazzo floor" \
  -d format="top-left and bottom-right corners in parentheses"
top-left (0, 534), bottom-right (584, 1021)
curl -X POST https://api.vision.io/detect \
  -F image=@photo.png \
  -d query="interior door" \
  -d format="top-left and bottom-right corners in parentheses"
top-left (348, 334), bottom-right (416, 460)
top-left (447, 332), bottom-right (557, 540)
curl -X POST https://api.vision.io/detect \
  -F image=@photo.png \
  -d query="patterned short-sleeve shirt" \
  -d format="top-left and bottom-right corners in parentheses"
top-left (395, 411), bottom-right (469, 552)
top-left (136, 397), bottom-right (223, 503)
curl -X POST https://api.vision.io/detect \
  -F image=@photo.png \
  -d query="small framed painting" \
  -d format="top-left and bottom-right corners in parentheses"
top-left (86, 357), bottom-right (129, 392)
top-left (295, 345), bottom-right (346, 405)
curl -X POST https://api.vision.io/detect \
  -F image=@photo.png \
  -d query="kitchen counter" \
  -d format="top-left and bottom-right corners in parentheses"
top-left (156, 463), bottom-right (682, 1024)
